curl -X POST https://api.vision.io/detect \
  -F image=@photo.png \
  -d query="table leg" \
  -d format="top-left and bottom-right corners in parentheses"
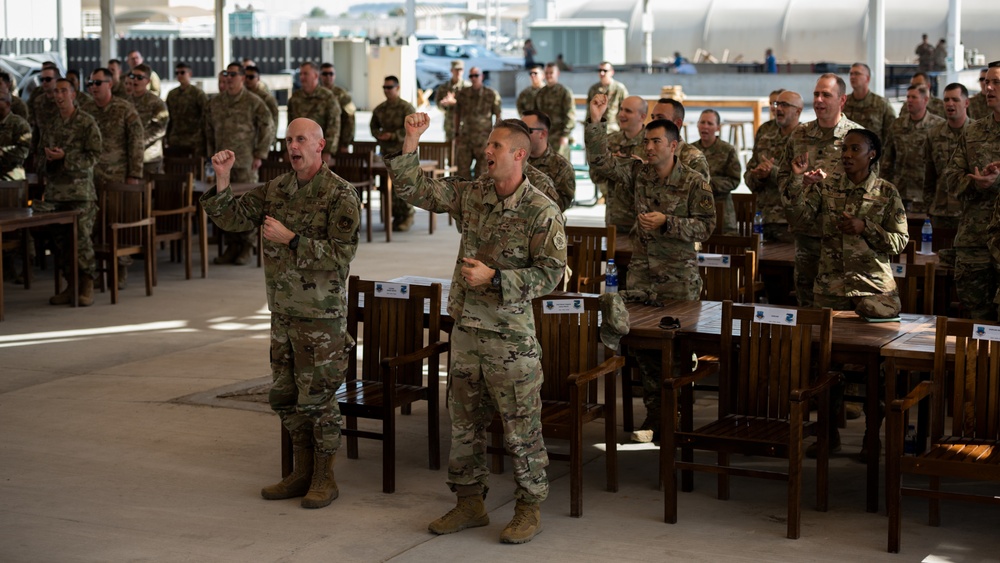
top-left (385, 176), bottom-right (392, 243)
top-left (0, 229), bottom-right (5, 321)
top-left (198, 204), bottom-right (208, 278)
top-left (70, 217), bottom-right (78, 308)
top-left (865, 353), bottom-right (880, 513)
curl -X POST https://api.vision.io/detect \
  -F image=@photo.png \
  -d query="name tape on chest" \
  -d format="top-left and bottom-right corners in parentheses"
top-left (753, 305), bottom-right (797, 326)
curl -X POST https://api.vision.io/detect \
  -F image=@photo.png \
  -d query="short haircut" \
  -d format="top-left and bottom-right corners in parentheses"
top-left (131, 64), bottom-right (151, 76)
top-left (818, 73), bottom-right (846, 97)
top-left (989, 60), bottom-right (1000, 68)
top-left (521, 110), bottom-right (551, 130)
top-left (528, 63), bottom-right (544, 71)
top-left (852, 62), bottom-right (871, 74)
top-left (321, 62), bottom-right (334, 70)
top-left (944, 82), bottom-right (969, 98)
top-left (128, 49), bottom-right (141, 56)
top-left (244, 65), bottom-right (259, 75)
top-left (41, 66), bottom-right (61, 78)
top-left (847, 128), bottom-right (882, 166)
top-left (226, 63), bottom-right (244, 74)
top-left (656, 98), bottom-right (685, 121)
top-left (91, 67), bottom-right (113, 80)
top-left (299, 61), bottom-right (316, 72)
top-left (108, 59), bottom-right (121, 67)
top-left (701, 109), bottom-right (721, 126)
top-left (769, 88), bottom-right (786, 97)
top-left (55, 77), bottom-right (74, 89)
top-left (913, 71), bottom-right (931, 82)
top-left (646, 119), bottom-right (680, 143)
top-left (545, 62), bottom-right (558, 69)
top-left (494, 118), bottom-right (531, 154)
top-left (384, 75), bottom-right (400, 86)
top-left (906, 84), bottom-right (928, 97)
top-left (42, 61), bottom-right (58, 70)
top-left (599, 61), bottom-right (612, 69)
top-left (175, 62), bottom-right (191, 70)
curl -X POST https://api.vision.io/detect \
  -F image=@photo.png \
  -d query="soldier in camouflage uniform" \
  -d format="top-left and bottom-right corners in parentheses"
top-left (126, 50), bottom-right (161, 96)
top-left (534, 63), bottom-right (576, 160)
top-left (588, 96), bottom-right (648, 231)
top-left (970, 68), bottom-right (990, 121)
top-left (388, 114), bottom-right (565, 544)
top-left (370, 75), bottom-right (417, 230)
top-left (516, 64), bottom-right (545, 116)
top-left (79, 68), bottom-right (145, 187)
top-left (288, 62), bottom-right (341, 159)
top-left (787, 128), bottom-right (908, 452)
top-left (128, 64), bottom-right (169, 175)
top-left (202, 118), bottom-right (361, 509)
top-left (0, 88), bottom-right (31, 181)
top-left (30, 66), bottom-right (60, 175)
top-left (881, 85), bottom-right (944, 213)
top-left (588, 95), bottom-right (716, 442)
top-left (108, 59), bottom-right (127, 99)
top-left (746, 90), bottom-right (802, 244)
top-left (435, 60), bottom-right (470, 144)
top-left (957, 64), bottom-right (1000, 320)
top-left (911, 72), bottom-right (945, 118)
top-left (320, 63), bottom-right (356, 152)
top-left (584, 62), bottom-right (628, 132)
top-left (245, 66), bottom-right (279, 136)
top-left (777, 74), bottom-right (862, 308)
top-left (204, 63), bottom-right (275, 265)
top-left (523, 110), bottom-right (575, 212)
top-left (650, 98), bottom-right (712, 180)
top-left (915, 35), bottom-right (934, 72)
top-left (844, 63), bottom-right (896, 144)
top-left (165, 62), bottom-right (206, 157)
top-left (41, 79), bottom-right (102, 307)
top-left (925, 83), bottom-right (971, 232)
top-left (693, 109), bottom-right (741, 234)
top-left (454, 67), bottom-right (502, 181)
top-left (0, 72), bottom-right (28, 121)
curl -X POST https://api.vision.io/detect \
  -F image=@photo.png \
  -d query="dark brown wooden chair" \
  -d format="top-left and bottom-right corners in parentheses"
top-left (257, 159), bottom-right (289, 183)
top-left (732, 192), bottom-right (756, 237)
top-left (333, 151), bottom-right (376, 243)
top-left (149, 172), bottom-right (196, 283)
top-left (699, 249), bottom-right (756, 303)
top-left (94, 181), bottom-right (155, 303)
top-left (0, 180), bottom-right (29, 281)
top-left (163, 146), bottom-right (195, 159)
top-left (337, 276), bottom-right (447, 493)
top-left (887, 316), bottom-right (1000, 553)
top-left (162, 156), bottom-right (205, 182)
top-left (564, 225), bottom-right (616, 294)
top-left (893, 261), bottom-right (935, 315)
top-left (488, 294), bottom-right (625, 517)
top-left (662, 300), bottom-right (839, 539)
top-left (418, 141), bottom-right (456, 233)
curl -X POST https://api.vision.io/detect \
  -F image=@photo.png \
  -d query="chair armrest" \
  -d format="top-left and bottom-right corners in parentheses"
top-left (110, 218), bottom-right (156, 230)
top-left (791, 370), bottom-right (842, 402)
top-left (152, 205), bottom-right (197, 217)
top-left (568, 355), bottom-right (625, 386)
top-left (889, 380), bottom-right (936, 413)
top-left (664, 361), bottom-right (718, 390)
top-left (380, 340), bottom-right (450, 370)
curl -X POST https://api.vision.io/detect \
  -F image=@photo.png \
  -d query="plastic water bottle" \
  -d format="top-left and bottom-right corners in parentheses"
top-left (752, 211), bottom-right (764, 236)
top-left (921, 218), bottom-right (933, 254)
top-left (605, 259), bottom-right (618, 293)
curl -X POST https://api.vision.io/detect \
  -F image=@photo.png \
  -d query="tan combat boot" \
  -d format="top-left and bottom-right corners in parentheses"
top-left (261, 430), bottom-right (313, 500)
top-left (214, 244), bottom-right (240, 265)
top-left (49, 280), bottom-right (74, 305)
top-left (499, 500), bottom-right (542, 544)
top-left (232, 243), bottom-right (253, 266)
top-left (78, 275), bottom-right (95, 307)
top-left (301, 452), bottom-right (338, 508)
top-left (428, 494), bottom-right (489, 534)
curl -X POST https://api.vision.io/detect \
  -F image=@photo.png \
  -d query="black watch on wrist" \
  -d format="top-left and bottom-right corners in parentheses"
top-left (288, 234), bottom-right (300, 250)
top-left (491, 268), bottom-right (501, 288)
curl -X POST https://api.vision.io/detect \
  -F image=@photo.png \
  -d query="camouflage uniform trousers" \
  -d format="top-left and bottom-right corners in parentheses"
top-left (447, 326), bottom-right (549, 503)
top-left (954, 247), bottom-right (1000, 321)
top-left (268, 313), bottom-right (353, 454)
top-left (454, 131), bottom-right (489, 180)
top-left (50, 200), bottom-right (98, 279)
top-left (222, 166), bottom-right (260, 249)
top-left (794, 234), bottom-right (821, 308)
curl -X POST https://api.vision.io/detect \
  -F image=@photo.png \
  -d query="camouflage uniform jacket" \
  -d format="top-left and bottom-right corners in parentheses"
top-left (78, 96), bottom-right (145, 183)
top-left (111, 80), bottom-right (126, 99)
top-left (949, 115), bottom-right (1000, 250)
top-left (924, 118), bottom-right (968, 219)
top-left (843, 90), bottom-right (896, 143)
top-left (528, 145), bottom-right (576, 212)
top-left (693, 137), bottom-right (741, 233)
top-left (165, 84), bottom-right (207, 155)
top-left (785, 171), bottom-right (907, 297)
top-left (516, 85), bottom-right (541, 116)
top-left (534, 82), bottom-right (575, 140)
top-left (587, 124), bottom-right (644, 231)
top-left (677, 140), bottom-right (711, 182)
top-left (524, 162), bottom-right (559, 212)
top-left (288, 86), bottom-right (342, 154)
top-left (435, 78), bottom-right (470, 141)
top-left (204, 89), bottom-right (274, 165)
top-left (882, 111), bottom-right (945, 211)
top-left (130, 91), bottom-right (169, 164)
top-left (370, 98), bottom-right (416, 155)
top-left (778, 114), bottom-right (862, 237)
top-left (454, 86), bottom-right (502, 138)
top-left (38, 108), bottom-right (102, 201)
top-left (927, 97), bottom-right (945, 119)
top-left (146, 69), bottom-right (162, 97)
top-left (585, 80), bottom-right (628, 131)
top-left (328, 85), bottom-right (356, 149)
top-left (744, 120), bottom-right (789, 226)
top-left (969, 93), bottom-right (990, 121)
top-left (387, 151), bottom-right (566, 336)
top-left (0, 111), bottom-right (31, 180)
top-left (200, 164), bottom-right (362, 319)
top-left (587, 122), bottom-right (716, 301)
top-left (10, 95), bottom-right (29, 121)
top-left (30, 93), bottom-right (58, 164)
top-left (249, 83), bottom-right (280, 135)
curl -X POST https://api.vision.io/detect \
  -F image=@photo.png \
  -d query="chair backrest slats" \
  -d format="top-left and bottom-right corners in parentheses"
top-left (935, 317), bottom-right (1000, 441)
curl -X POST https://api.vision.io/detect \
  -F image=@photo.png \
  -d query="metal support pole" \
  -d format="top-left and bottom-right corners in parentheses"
top-left (946, 0), bottom-right (963, 86)
top-left (100, 0), bottom-right (116, 65)
top-left (868, 0), bottom-right (885, 97)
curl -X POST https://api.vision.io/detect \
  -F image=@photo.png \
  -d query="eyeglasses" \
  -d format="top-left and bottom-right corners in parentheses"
top-left (128, 73), bottom-right (148, 80)
top-left (771, 101), bottom-right (801, 109)
top-left (468, 73), bottom-right (481, 78)
top-left (219, 71), bottom-right (240, 78)
top-left (382, 85), bottom-right (397, 90)
top-left (40, 76), bottom-right (55, 83)
top-left (598, 69), bottom-right (610, 74)
top-left (85, 79), bottom-right (109, 87)
top-left (321, 71), bottom-right (334, 76)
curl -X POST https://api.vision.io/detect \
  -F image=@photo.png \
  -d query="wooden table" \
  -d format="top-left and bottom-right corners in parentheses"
top-left (0, 208), bottom-right (81, 320)
top-left (574, 95), bottom-right (769, 134)
top-left (370, 158), bottom-right (443, 243)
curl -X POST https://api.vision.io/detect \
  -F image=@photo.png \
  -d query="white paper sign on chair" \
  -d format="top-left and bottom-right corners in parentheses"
top-left (753, 305), bottom-right (797, 326)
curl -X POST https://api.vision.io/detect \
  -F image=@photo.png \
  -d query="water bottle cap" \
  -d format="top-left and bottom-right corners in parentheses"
top-left (608, 259), bottom-right (615, 264)
top-left (924, 218), bottom-right (931, 223)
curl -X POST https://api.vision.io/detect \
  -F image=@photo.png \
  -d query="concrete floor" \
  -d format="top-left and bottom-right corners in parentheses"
top-left (2, 197), bottom-right (998, 563)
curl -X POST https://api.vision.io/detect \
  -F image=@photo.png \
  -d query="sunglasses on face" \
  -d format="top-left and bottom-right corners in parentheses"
top-left (598, 69), bottom-right (610, 74)
top-left (128, 73), bottom-right (148, 80)
top-left (383, 85), bottom-right (397, 90)
top-left (40, 76), bottom-right (55, 83)
top-left (86, 79), bottom-right (109, 87)
top-left (175, 70), bottom-right (187, 75)
top-left (321, 71), bottom-right (334, 76)
top-left (468, 73), bottom-right (481, 78)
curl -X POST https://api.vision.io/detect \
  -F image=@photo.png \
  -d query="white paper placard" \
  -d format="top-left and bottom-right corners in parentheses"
top-left (542, 299), bottom-right (584, 314)
top-left (697, 253), bottom-right (731, 268)
top-left (373, 282), bottom-right (409, 299)
top-left (972, 324), bottom-right (1000, 341)
top-left (753, 306), bottom-right (797, 326)
top-left (890, 263), bottom-right (906, 278)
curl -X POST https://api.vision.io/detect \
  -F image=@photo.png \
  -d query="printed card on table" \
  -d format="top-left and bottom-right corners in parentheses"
top-left (753, 306), bottom-right (797, 326)
top-left (543, 299), bottom-right (584, 314)
top-left (972, 324), bottom-right (1000, 341)
top-left (374, 282), bottom-right (409, 299)
top-left (697, 253), bottom-right (731, 268)
top-left (890, 263), bottom-right (906, 278)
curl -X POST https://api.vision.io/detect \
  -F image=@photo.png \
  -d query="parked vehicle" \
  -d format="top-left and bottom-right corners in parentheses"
top-left (415, 39), bottom-right (520, 93)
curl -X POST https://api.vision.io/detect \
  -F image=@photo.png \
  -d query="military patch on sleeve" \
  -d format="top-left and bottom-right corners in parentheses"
top-left (699, 196), bottom-right (714, 212)
top-left (337, 216), bottom-right (355, 232)
top-left (894, 207), bottom-right (906, 225)
top-left (553, 231), bottom-right (567, 251)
